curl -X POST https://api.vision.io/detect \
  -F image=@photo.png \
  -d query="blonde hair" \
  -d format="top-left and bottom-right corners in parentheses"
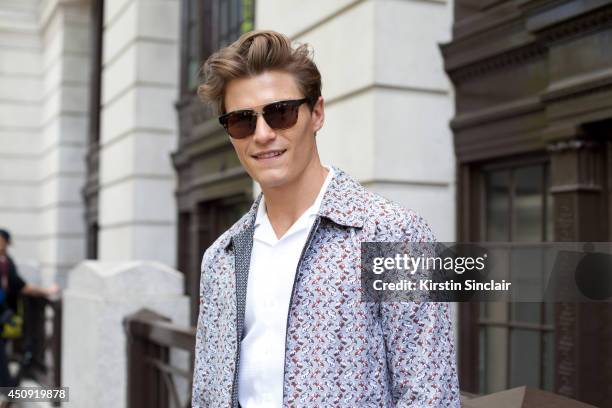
top-left (198, 30), bottom-right (322, 114)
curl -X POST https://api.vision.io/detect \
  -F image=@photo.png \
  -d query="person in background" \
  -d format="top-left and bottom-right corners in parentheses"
top-left (0, 228), bottom-right (60, 388)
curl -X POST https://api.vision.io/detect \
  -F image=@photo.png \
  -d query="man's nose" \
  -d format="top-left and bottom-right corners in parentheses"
top-left (252, 114), bottom-right (276, 143)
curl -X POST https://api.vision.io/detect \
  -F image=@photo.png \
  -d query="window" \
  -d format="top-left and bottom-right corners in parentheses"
top-left (84, 0), bottom-right (104, 259)
top-left (176, 0), bottom-right (255, 325)
top-left (181, 0), bottom-right (255, 93)
top-left (478, 161), bottom-right (555, 393)
top-left (185, 0), bottom-right (201, 92)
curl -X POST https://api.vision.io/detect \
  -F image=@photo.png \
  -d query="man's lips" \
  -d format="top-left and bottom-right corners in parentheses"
top-left (251, 149), bottom-right (287, 160)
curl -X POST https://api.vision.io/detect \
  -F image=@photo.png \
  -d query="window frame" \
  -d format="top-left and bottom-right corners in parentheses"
top-left (461, 153), bottom-right (556, 394)
top-left (179, 0), bottom-right (255, 97)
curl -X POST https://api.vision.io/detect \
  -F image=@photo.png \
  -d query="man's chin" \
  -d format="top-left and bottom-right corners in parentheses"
top-left (255, 171), bottom-right (291, 190)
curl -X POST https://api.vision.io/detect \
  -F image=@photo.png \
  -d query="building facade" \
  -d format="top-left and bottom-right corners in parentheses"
top-left (173, 0), bottom-right (456, 324)
top-left (442, 1), bottom-right (612, 406)
top-left (0, 0), bottom-right (453, 325)
top-left (0, 0), bottom-right (91, 288)
top-left (2, 0), bottom-right (457, 397)
top-left (6, 1), bottom-right (612, 406)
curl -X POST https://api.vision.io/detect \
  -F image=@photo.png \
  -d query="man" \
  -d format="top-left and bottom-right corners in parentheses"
top-left (192, 30), bottom-right (459, 407)
top-left (0, 229), bottom-right (59, 389)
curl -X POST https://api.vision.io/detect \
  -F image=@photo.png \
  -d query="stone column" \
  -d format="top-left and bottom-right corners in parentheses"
top-left (549, 139), bottom-right (610, 405)
top-left (62, 260), bottom-right (189, 408)
top-left (0, 0), bottom-right (91, 286)
top-left (39, 0), bottom-right (92, 287)
top-left (256, 0), bottom-right (455, 240)
top-left (0, 0), bottom-right (42, 263)
top-left (98, 0), bottom-right (180, 266)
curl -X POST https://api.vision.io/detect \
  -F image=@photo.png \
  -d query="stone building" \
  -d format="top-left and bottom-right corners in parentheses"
top-left (0, 0), bottom-right (455, 325)
top-left (442, 1), bottom-right (612, 406)
top-left (11, 1), bottom-right (611, 406)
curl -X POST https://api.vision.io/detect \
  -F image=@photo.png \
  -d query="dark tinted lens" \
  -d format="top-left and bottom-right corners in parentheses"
top-left (263, 101), bottom-right (299, 130)
top-left (225, 111), bottom-right (256, 139)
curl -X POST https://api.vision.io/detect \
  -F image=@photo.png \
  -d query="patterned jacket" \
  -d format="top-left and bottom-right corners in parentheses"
top-left (192, 166), bottom-right (460, 407)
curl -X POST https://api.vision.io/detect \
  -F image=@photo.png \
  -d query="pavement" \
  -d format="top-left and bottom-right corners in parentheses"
top-left (0, 363), bottom-right (55, 408)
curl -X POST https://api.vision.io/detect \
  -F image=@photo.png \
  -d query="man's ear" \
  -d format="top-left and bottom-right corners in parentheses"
top-left (312, 96), bottom-right (324, 133)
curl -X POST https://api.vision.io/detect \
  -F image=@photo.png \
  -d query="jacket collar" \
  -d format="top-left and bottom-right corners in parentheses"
top-left (223, 165), bottom-right (365, 250)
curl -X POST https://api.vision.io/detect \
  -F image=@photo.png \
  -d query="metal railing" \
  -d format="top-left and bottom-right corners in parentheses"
top-left (124, 309), bottom-right (196, 408)
top-left (5, 295), bottom-right (63, 404)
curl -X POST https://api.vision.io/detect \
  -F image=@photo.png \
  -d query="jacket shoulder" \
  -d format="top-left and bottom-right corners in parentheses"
top-left (361, 188), bottom-right (436, 243)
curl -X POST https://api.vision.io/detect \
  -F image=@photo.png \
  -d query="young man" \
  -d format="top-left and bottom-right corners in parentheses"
top-left (192, 30), bottom-right (459, 408)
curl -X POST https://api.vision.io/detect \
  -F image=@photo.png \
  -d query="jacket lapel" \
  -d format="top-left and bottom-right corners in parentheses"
top-left (227, 165), bottom-right (367, 342)
top-left (233, 222), bottom-right (255, 343)
top-left (317, 166), bottom-right (366, 228)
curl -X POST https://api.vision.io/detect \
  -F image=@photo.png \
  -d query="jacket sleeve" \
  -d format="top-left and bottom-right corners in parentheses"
top-left (379, 211), bottom-right (460, 407)
top-left (192, 249), bottom-right (212, 408)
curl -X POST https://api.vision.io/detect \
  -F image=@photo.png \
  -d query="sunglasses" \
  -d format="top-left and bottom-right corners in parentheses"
top-left (219, 97), bottom-right (313, 139)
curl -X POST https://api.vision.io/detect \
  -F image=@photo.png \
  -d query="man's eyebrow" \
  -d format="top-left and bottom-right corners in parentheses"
top-left (225, 106), bottom-right (254, 113)
top-left (226, 97), bottom-right (302, 112)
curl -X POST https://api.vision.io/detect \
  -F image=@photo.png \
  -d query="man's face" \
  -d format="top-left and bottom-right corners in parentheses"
top-left (223, 70), bottom-right (324, 189)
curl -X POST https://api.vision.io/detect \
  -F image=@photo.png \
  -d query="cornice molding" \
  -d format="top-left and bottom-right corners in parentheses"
top-left (451, 96), bottom-right (543, 131)
top-left (543, 66), bottom-right (612, 103)
top-left (546, 139), bottom-right (598, 152)
top-left (39, 0), bottom-right (90, 33)
top-left (533, 3), bottom-right (612, 45)
top-left (444, 2), bottom-right (612, 82)
top-left (448, 42), bottom-right (546, 82)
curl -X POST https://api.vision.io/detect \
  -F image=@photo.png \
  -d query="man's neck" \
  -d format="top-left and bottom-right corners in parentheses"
top-left (261, 161), bottom-right (329, 240)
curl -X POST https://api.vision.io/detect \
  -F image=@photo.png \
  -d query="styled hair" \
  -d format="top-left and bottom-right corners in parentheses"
top-left (0, 229), bottom-right (11, 245)
top-left (198, 30), bottom-right (322, 115)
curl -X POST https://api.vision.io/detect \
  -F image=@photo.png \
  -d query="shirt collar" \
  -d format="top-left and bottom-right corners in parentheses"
top-left (224, 165), bottom-right (366, 251)
top-left (253, 166), bottom-right (334, 245)
top-left (254, 165), bottom-right (334, 229)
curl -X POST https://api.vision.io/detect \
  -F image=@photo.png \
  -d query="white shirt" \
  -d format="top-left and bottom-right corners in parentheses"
top-left (238, 165), bottom-right (334, 408)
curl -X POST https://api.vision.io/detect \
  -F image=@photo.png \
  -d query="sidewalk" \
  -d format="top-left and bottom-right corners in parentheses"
top-left (15, 378), bottom-right (54, 408)
top-left (0, 379), bottom-right (55, 408)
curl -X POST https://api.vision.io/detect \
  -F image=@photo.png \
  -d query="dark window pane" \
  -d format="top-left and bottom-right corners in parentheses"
top-left (202, 0), bottom-right (213, 58)
top-left (241, 0), bottom-right (254, 33)
top-left (185, 0), bottom-right (201, 91)
top-left (219, 0), bottom-right (228, 43)
top-left (484, 326), bottom-right (508, 393)
top-left (479, 303), bottom-right (488, 319)
top-left (511, 302), bottom-right (541, 324)
top-left (479, 161), bottom-right (554, 396)
top-left (188, 61), bottom-right (200, 90)
top-left (487, 302), bottom-right (508, 324)
top-left (509, 329), bottom-right (541, 388)
top-left (189, 24), bottom-right (198, 57)
top-left (513, 165), bottom-right (543, 242)
top-left (486, 170), bottom-right (510, 241)
top-left (229, 0), bottom-right (238, 35)
top-left (178, 212), bottom-right (192, 274)
top-left (544, 301), bottom-right (554, 325)
top-left (510, 247), bottom-right (546, 311)
top-left (542, 331), bottom-right (555, 391)
top-left (545, 165), bottom-right (554, 242)
top-left (182, 0), bottom-right (255, 94)
top-left (479, 327), bottom-right (487, 393)
top-left (480, 302), bottom-right (510, 393)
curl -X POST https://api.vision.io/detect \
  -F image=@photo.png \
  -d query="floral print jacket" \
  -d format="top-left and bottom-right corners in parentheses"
top-left (192, 166), bottom-right (460, 408)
